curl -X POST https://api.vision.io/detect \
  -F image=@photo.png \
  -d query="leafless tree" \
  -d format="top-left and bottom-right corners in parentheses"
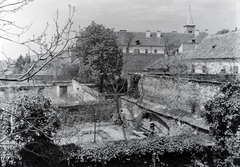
top-left (0, 4), bottom-right (77, 82)
top-left (0, 0), bottom-right (34, 41)
top-left (123, 32), bottom-right (135, 53)
top-left (0, 2), bottom-right (79, 166)
top-left (162, 33), bottom-right (181, 58)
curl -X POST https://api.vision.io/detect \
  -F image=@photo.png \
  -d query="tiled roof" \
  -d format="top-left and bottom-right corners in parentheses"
top-left (188, 31), bottom-right (240, 60)
top-left (185, 32), bottom-right (208, 44)
top-left (116, 31), bottom-right (194, 47)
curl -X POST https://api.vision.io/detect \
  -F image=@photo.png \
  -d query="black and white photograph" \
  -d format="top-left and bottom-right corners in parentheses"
top-left (0, 0), bottom-right (239, 166)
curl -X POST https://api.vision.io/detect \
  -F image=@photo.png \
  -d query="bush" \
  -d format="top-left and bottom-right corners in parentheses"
top-left (2, 95), bottom-right (61, 167)
top-left (63, 134), bottom-right (213, 167)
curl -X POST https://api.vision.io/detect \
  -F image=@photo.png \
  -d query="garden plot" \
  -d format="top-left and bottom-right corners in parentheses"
top-left (55, 122), bottom-right (140, 146)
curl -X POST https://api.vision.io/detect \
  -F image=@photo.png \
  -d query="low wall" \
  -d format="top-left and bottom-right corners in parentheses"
top-left (138, 75), bottom-right (220, 116)
top-left (121, 97), bottom-right (209, 136)
top-left (72, 80), bottom-right (99, 103)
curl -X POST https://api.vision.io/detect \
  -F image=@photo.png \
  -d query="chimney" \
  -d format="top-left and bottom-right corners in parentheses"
top-left (146, 30), bottom-right (151, 37)
top-left (195, 30), bottom-right (200, 36)
top-left (157, 30), bottom-right (161, 38)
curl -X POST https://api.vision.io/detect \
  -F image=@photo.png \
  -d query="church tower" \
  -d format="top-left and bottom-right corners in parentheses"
top-left (184, 6), bottom-right (195, 34)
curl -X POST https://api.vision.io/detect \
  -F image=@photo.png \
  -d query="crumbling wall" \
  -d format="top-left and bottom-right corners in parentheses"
top-left (139, 75), bottom-right (220, 116)
top-left (121, 97), bottom-right (208, 136)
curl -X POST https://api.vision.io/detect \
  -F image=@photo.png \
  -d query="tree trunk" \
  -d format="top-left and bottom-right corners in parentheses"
top-left (99, 75), bottom-right (103, 93)
top-left (93, 108), bottom-right (97, 143)
top-left (116, 98), bottom-right (127, 141)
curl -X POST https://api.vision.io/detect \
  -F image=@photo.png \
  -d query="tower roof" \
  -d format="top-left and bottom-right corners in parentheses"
top-left (186, 6), bottom-right (194, 25)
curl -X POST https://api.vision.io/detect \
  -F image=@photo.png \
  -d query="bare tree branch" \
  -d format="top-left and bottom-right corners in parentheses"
top-left (0, 5), bottom-right (77, 82)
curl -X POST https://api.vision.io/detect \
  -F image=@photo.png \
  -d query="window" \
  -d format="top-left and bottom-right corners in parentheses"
top-left (202, 65), bottom-right (208, 74)
top-left (145, 49), bottom-right (148, 53)
top-left (134, 49), bottom-right (140, 53)
top-left (191, 64), bottom-right (195, 73)
top-left (189, 30), bottom-right (193, 33)
top-left (234, 66), bottom-right (239, 74)
top-left (220, 68), bottom-right (226, 74)
top-left (154, 49), bottom-right (157, 53)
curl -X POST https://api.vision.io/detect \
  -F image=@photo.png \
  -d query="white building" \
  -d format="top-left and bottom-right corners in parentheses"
top-left (188, 31), bottom-right (240, 74)
top-left (116, 7), bottom-right (206, 55)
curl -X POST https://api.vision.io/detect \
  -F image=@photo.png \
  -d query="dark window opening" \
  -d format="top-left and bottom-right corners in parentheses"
top-left (60, 86), bottom-right (67, 98)
top-left (191, 64), bottom-right (195, 73)
top-left (134, 49), bottom-right (140, 53)
top-left (145, 49), bottom-right (148, 53)
top-left (135, 40), bottom-right (141, 45)
top-left (220, 68), bottom-right (226, 74)
top-left (154, 49), bottom-right (157, 53)
top-left (234, 66), bottom-right (239, 74)
top-left (202, 65), bottom-right (208, 74)
top-left (212, 45), bottom-right (217, 49)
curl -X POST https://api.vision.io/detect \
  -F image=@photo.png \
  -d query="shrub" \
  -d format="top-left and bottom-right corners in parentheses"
top-left (63, 134), bottom-right (213, 167)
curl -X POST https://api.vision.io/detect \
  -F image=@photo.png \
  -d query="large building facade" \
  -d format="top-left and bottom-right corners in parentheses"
top-left (116, 7), bottom-right (204, 55)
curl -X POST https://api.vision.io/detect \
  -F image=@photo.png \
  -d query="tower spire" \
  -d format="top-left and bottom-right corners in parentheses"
top-left (184, 5), bottom-right (195, 34)
top-left (186, 5), bottom-right (194, 25)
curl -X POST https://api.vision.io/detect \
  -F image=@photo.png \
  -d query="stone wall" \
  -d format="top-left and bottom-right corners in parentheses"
top-left (138, 75), bottom-right (220, 116)
top-left (122, 97), bottom-right (209, 136)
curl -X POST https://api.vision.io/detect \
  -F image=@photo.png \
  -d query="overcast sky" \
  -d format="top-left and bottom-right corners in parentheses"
top-left (0, 0), bottom-right (239, 60)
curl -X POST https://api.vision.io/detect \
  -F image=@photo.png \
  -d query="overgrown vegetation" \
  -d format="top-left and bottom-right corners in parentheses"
top-left (76, 21), bottom-right (123, 92)
top-left (65, 134), bottom-right (213, 167)
top-left (3, 134), bottom-right (214, 167)
top-left (1, 95), bottom-right (61, 167)
top-left (139, 76), bottom-right (218, 116)
top-left (59, 100), bottom-right (116, 126)
top-left (204, 82), bottom-right (240, 166)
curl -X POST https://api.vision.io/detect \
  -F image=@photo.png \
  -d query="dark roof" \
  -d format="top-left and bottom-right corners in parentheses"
top-left (122, 53), bottom-right (164, 73)
top-left (188, 31), bottom-right (240, 60)
top-left (144, 51), bottom-right (192, 71)
top-left (116, 31), bottom-right (194, 47)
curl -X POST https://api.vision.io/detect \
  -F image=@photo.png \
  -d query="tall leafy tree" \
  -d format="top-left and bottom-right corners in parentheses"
top-left (76, 21), bottom-right (123, 92)
top-left (24, 55), bottom-right (31, 64)
top-left (15, 54), bottom-right (26, 74)
top-left (76, 22), bottom-right (126, 140)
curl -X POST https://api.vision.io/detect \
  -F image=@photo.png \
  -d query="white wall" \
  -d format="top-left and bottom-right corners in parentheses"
top-left (72, 79), bottom-right (99, 102)
top-left (122, 46), bottom-right (164, 54)
top-left (191, 59), bottom-right (240, 74)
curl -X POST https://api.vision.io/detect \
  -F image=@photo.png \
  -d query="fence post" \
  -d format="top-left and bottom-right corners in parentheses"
top-left (152, 152), bottom-right (156, 167)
